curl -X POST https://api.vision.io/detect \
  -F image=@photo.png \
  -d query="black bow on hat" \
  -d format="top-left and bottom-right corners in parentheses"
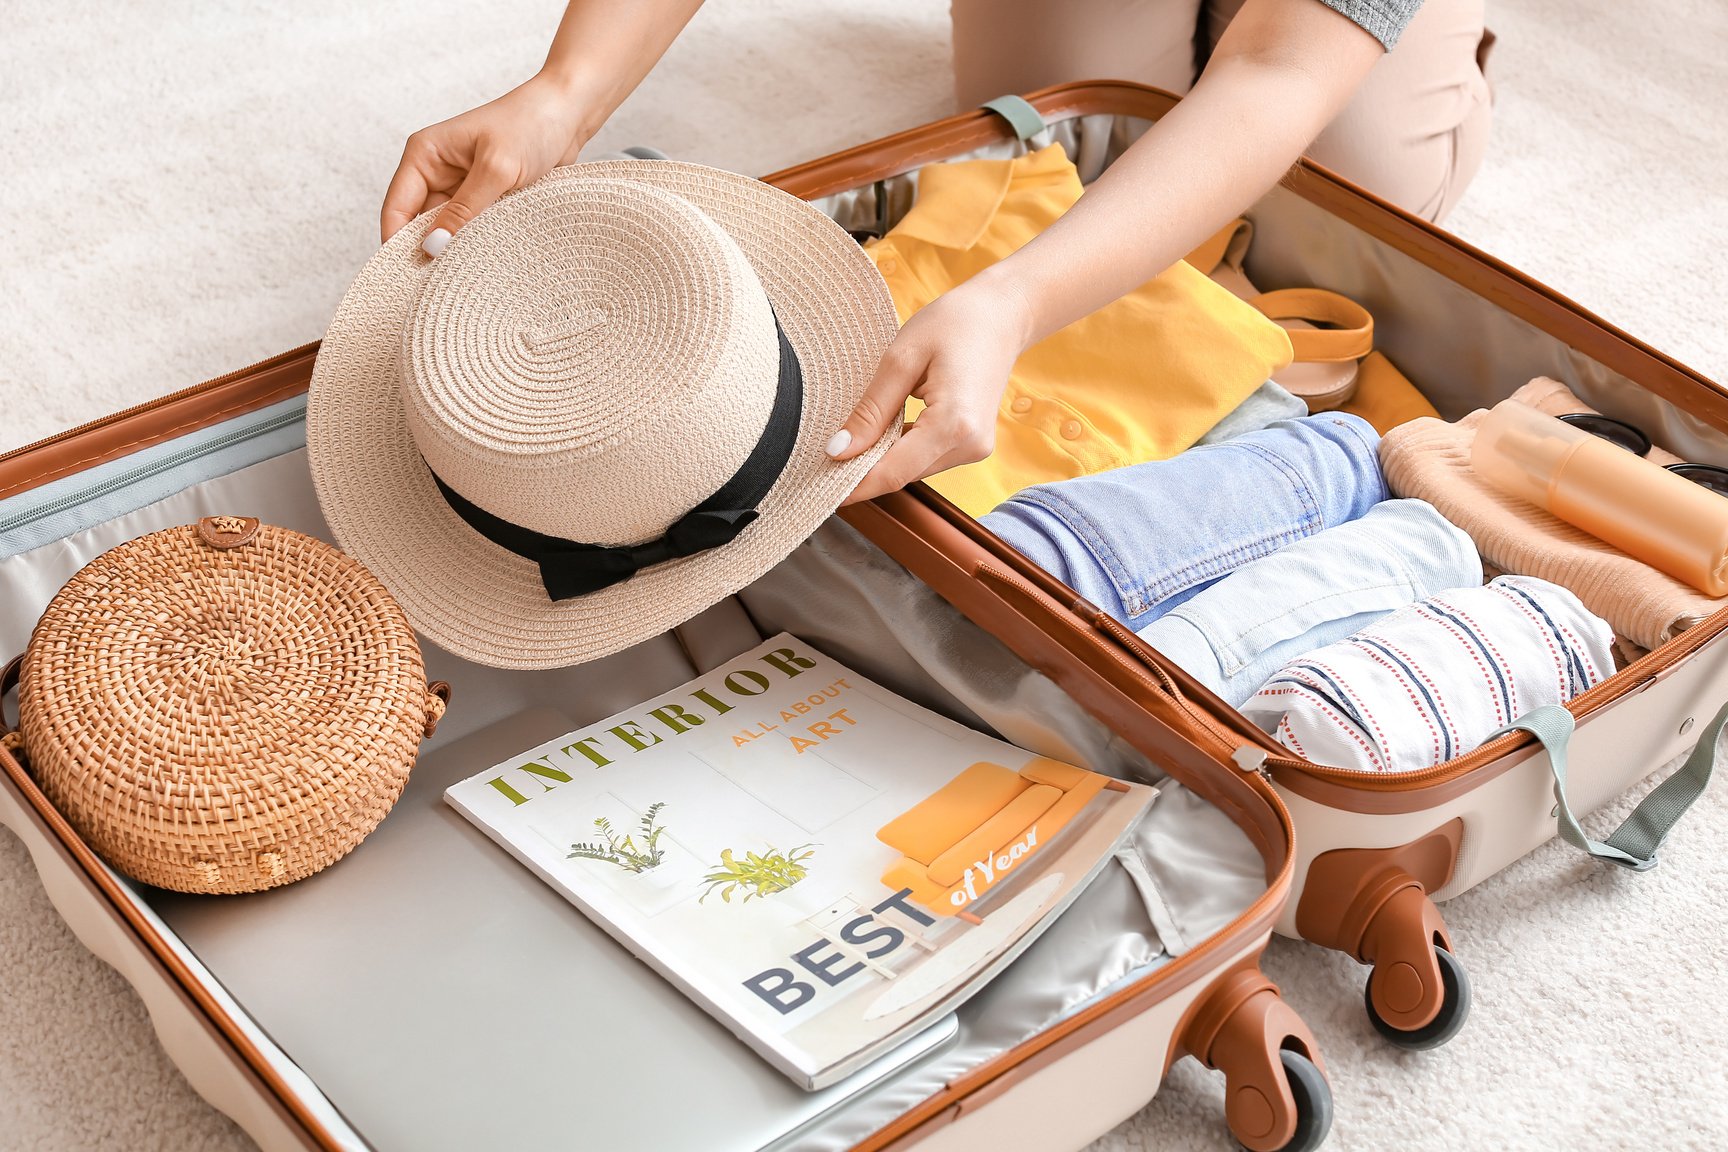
top-left (428, 313), bottom-right (803, 601)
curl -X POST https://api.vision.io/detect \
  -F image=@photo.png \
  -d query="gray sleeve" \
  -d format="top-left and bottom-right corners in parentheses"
top-left (1310, 0), bottom-right (1423, 49)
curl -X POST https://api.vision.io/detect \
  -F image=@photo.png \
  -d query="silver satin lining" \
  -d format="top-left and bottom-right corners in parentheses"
top-left (0, 448), bottom-right (1262, 1152)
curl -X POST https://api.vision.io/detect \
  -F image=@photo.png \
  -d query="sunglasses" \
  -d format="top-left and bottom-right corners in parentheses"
top-left (1556, 413), bottom-right (1728, 497)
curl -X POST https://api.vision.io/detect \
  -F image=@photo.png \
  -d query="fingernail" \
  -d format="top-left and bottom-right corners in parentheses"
top-left (422, 228), bottom-right (451, 258)
top-left (825, 428), bottom-right (852, 458)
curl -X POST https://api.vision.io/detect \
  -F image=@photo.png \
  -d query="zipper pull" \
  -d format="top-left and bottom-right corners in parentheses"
top-left (1231, 745), bottom-right (1270, 780)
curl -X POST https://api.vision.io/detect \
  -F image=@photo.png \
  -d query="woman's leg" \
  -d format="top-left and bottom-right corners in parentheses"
top-left (1206, 0), bottom-right (1494, 222)
top-left (949, 0), bottom-right (1206, 111)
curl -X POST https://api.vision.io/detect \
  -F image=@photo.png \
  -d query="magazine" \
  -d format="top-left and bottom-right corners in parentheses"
top-left (444, 633), bottom-right (1156, 1090)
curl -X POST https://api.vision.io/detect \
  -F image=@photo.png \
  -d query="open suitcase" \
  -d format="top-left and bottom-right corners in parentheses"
top-left (776, 82), bottom-right (1728, 1048)
top-left (0, 95), bottom-right (1353, 1152)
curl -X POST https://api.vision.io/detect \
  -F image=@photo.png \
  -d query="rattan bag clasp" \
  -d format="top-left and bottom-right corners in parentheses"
top-left (0, 516), bottom-right (450, 894)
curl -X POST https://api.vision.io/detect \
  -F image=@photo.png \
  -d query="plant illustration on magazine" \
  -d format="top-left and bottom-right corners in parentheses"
top-left (700, 843), bottom-right (817, 904)
top-left (568, 801), bottom-right (669, 873)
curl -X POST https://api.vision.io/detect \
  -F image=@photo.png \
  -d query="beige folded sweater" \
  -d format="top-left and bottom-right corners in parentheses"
top-left (1379, 377), bottom-right (1725, 650)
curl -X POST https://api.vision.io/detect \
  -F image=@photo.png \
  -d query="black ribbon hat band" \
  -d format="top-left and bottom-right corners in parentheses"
top-left (430, 313), bottom-right (804, 601)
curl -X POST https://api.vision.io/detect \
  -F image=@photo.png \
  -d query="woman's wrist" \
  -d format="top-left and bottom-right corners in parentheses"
top-left (527, 67), bottom-right (608, 142)
top-left (957, 268), bottom-right (1039, 354)
top-left (534, 59), bottom-right (590, 99)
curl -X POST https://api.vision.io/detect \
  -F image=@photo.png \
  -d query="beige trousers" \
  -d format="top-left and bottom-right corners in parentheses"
top-left (950, 0), bottom-right (1494, 222)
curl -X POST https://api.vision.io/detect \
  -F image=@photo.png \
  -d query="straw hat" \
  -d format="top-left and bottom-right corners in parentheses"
top-left (307, 161), bottom-right (898, 669)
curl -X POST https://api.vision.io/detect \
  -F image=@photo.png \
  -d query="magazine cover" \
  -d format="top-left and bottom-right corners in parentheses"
top-left (445, 633), bottom-right (1156, 1090)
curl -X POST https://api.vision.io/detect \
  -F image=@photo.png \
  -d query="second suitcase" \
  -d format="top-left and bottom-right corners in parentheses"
top-left (765, 80), bottom-right (1728, 1049)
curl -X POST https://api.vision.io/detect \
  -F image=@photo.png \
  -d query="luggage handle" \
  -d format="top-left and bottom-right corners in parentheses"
top-left (979, 94), bottom-right (1049, 143)
top-left (1489, 699), bottom-right (1728, 871)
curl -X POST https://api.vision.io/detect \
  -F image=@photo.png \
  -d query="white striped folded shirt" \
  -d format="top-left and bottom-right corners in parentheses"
top-left (1240, 575), bottom-right (1615, 774)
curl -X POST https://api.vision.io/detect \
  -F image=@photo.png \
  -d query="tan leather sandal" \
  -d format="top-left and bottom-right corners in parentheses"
top-left (1250, 287), bottom-right (1374, 409)
top-left (1187, 219), bottom-right (1372, 409)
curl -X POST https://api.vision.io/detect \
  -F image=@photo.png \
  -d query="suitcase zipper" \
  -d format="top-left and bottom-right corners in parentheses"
top-left (0, 405), bottom-right (306, 536)
top-left (971, 560), bottom-right (1186, 701)
top-left (1231, 745), bottom-right (1273, 783)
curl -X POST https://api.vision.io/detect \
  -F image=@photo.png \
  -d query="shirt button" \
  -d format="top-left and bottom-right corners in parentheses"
top-left (1010, 396), bottom-right (1033, 414)
top-left (1061, 420), bottom-right (1083, 440)
top-left (877, 257), bottom-right (899, 275)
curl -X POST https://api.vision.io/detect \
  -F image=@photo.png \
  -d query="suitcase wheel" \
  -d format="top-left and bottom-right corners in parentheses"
top-left (1353, 879), bottom-right (1472, 1045)
top-left (1184, 968), bottom-right (1333, 1151)
top-left (1257, 1049), bottom-right (1333, 1152)
top-left (1365, 943), bottom-right (1472, 1050)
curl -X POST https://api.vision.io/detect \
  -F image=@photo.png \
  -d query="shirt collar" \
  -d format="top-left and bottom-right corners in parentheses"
top-left (887, 144), bottom-right (1070, 251)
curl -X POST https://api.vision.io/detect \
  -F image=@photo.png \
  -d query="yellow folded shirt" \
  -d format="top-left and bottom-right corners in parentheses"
top-left (1334, 351), bottom-right (1441, 433)
top-left (867, 144), bottom-right (1293, 515)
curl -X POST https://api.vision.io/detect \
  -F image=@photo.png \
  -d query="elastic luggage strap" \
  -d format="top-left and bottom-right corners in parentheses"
top-left (1491, 699), bottom-right (1728, 871)
top-left (980, 95), bottom-right (1048, 143)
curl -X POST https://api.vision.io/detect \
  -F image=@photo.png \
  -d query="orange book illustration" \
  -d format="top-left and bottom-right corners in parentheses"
top-left (875, 757), bottom-right (1131, 922)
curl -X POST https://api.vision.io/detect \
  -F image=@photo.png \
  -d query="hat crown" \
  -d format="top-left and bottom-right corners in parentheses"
top-left (402, 177), bottom-right (781, 546)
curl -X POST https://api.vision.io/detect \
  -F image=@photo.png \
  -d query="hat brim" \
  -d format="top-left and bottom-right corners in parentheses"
top-left (307, 161), bottom-right (898, 669)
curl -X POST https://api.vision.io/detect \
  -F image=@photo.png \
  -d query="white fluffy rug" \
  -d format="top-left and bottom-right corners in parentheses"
top-left (3, 2), bottom-right (1726, 1149)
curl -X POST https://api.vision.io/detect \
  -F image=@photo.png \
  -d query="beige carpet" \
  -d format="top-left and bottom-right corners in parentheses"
top-left (3, 2), bottom-right (1727, 1149)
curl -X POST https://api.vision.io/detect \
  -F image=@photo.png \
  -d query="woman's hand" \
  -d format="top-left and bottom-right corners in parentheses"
top-left (829, 278), bottom-right (1033, 505)
top-left (379, 0), bottom-right (707, 249)
top-left (380, 74), bottom-right (596, 250)
top-left (822, 0), bottom-right (1383, 510)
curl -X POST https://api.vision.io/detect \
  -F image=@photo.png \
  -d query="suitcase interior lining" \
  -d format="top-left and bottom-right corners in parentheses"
top-left (805, 111), bottom-right (1728, 777)
top-left (0, 434), bottom-right (1265, 1152)
top-left (810, 112), bottom-right (1728, 465)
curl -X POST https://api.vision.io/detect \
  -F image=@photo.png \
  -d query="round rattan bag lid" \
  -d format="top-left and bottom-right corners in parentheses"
top-left (7, 515), bottom-right (449, 894)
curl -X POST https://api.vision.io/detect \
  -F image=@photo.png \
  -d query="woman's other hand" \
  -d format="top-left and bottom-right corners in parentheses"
top-left (831, 0), bottom-right (1381, 507)
top-left (380, 75), bottom-right (594, 252)
top-left (829, 278), bottom-right (1033, 505)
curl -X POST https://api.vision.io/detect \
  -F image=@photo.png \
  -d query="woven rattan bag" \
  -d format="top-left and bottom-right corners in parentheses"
top-left (0, 515), bottom-right (449, 894)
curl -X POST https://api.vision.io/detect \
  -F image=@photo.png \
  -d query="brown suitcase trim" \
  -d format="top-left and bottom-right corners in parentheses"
top-left (0, 345), bottom-right (318, 501)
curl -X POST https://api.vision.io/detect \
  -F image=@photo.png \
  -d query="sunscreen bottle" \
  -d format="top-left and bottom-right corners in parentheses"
top-left (1471, 400), bottom-right (1728, 596)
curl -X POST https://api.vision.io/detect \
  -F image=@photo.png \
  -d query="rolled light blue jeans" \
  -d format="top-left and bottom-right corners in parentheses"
top-left (980, 414), bottom-right (1388, 630)
top-left (1137, 499), bottom-right (1483, 706)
